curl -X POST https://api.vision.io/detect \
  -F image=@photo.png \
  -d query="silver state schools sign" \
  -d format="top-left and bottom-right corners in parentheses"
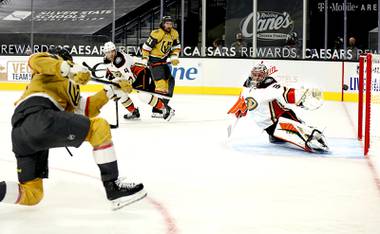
top-left (240, 11), bottom-right (294, 41)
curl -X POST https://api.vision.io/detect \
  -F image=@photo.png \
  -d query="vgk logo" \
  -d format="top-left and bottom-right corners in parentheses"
top-left (161, 41), bottom-right (172, 54)
top-left (68, 80), bottom-right (80, 107)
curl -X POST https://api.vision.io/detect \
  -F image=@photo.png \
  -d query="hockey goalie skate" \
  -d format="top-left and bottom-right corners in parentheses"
top-left (104, 178), bottom-right (147, 211)
top-left (305, 129), bottom-right (329, 153)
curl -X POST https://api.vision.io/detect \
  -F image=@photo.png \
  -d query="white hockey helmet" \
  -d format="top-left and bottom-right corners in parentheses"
top-left (251, 62), bottom-right (268, 86)
top-left (103, 41), bottom-right (116, 53)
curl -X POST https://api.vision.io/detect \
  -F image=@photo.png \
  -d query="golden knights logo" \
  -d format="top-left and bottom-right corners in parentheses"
top-left (161, 41), bottom-right (172, 54)
top-left (67, 80), bottom-right (80, 107)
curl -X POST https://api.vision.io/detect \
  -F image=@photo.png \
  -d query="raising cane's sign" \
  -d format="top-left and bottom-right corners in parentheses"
top-left (240, 11), bottom-right (294, 41)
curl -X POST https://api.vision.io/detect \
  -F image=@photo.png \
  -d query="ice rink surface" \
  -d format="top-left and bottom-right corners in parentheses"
top-left (0, 91), bottom-right (380, 234)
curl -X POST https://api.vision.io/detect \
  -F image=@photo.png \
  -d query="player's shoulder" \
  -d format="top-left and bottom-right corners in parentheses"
top-left (170, 28), bottom-right (179, 38)
top-left (113, 51), bottom-right (127, 68)
top-left (151, 29), bottom-right (165, 39)
top-left (257, 76), bottom-right (277, 89)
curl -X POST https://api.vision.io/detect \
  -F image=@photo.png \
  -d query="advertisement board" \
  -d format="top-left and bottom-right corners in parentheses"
top-left (0, 56), bottom-right (360, 101)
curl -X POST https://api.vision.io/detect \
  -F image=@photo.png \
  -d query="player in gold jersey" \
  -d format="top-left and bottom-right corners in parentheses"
top-left (0, 48), bottom-right (146, 210)
top-left (141, 16), bottom-right (181, 118)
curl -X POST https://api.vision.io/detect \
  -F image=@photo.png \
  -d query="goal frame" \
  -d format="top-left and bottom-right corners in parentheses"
top-left (358, 53), bottom-right (373, 156)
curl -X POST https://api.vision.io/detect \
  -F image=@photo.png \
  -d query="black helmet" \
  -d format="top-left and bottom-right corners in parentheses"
top-left (48, 47), bottom-right (73, 62)
top-left (161, 16), bottom-right (173, 24)
top-left (160, 16), bottom-right (174, 29)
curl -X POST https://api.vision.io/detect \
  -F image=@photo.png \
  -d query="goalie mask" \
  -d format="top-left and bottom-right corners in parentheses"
top-left (250, 63), bottom-right (268, 87)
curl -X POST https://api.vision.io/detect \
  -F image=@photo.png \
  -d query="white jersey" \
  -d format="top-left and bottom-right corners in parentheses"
top-left (242, 77), bottom-right (299, 129)
top-left (104, 51), bottom-right (135, 82)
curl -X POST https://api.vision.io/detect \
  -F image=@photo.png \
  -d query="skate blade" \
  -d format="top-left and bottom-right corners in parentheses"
top-left (111, 190), bottom-right (147, 211)
top-left (151, 114), bottom-right (164, 119)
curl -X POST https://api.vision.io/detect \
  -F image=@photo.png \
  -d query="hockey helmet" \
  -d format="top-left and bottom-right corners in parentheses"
top-left (160, 16), bottom-right (174, 30)
top-left (48, 47), bottom-right (73, 62)
top-left (103, 41), bottom-right (116, 54)
top-left (251, 62), bottom-right (268, 86)
top-left (161, 16), bottom-right (173, 24)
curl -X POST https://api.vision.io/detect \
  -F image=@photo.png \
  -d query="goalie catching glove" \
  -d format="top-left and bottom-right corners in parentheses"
top-left (296, 88), bottom-right (323, 110)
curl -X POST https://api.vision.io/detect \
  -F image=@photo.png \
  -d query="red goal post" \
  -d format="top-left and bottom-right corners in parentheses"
top-left (358, 53), bottom-right (380, 156)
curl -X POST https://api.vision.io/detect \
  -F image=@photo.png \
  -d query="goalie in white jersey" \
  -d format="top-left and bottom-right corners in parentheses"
top-left (228, 63), bottom-right (329, 153)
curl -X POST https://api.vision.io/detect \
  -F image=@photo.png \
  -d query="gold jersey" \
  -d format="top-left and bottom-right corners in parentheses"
top-left (16, 52), bottom-right (80, 112)
top-left (142, 27), bottom-right (181, 62)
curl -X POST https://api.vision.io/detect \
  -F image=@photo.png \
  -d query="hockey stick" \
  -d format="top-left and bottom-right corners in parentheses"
top-left (227, 117), bottom-right (240, 138)
top-left (83, 62), bottom-right (106, 78)
top-left (84, 61), bottom-right (173, 99)
top-left (109, 98), bottom-right (119, 129)
top-left (90, 77), bottom-right (172, 99)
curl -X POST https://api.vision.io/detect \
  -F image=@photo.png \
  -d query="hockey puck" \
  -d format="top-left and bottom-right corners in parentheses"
top-left (343, 84), bottom-right (349, 90)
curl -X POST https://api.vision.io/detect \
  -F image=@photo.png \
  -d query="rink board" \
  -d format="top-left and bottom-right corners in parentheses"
top-left (0, 56), bottom-right (361, 101)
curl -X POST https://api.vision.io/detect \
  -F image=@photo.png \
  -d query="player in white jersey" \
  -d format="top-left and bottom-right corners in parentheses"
top-left (102, 41), bottom-right (174, 120)
top-left (228, 63), bottom-right (328, 153)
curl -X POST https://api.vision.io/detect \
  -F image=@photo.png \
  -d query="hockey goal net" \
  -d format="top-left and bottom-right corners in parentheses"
top-left (358, 53), bottom-right (380, 156)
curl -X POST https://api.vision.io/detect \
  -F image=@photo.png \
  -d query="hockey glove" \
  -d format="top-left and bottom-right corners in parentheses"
top-left (298, 88), bottom-right (323, 110)
top-left (60, 61), bottom-right (91, 85)
top-left (170, 55), bottom-right (180, 66)
top-left (73, 71), bottom-right (91, 85)
top-left (227, 96), bottom-right (248, 118)
top-left (117, 79), bottom-right (133, 93)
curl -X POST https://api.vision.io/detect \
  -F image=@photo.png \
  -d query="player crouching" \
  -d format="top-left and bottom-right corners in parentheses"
top-left (228, 63), bottom-right (329, 153)
top-left (0, 48), bottom-right (146, 210)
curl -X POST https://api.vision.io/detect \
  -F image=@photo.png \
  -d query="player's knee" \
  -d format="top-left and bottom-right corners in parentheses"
top-left (85, 118), bottom-right (112, 147)
top-left (18, 178), bottom-right (44, 206)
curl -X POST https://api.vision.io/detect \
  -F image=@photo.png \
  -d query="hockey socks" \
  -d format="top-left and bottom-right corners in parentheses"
top-left (93, 143), bottom-right (119, 182)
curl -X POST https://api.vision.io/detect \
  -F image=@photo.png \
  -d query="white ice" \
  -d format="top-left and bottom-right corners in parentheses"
top-left (0, 91), bottom-right (379, 234)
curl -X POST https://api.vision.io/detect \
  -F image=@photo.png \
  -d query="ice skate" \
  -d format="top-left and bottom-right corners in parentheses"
top-left (306, 129), bottom-right (329, 153)
top-left (103, 178), bottom-right (147, 211)
top-left (151, 107), bottom-right (164, 119)
top-left (163, 105), bottom-right (175, 121)
top-left (124, 108), bottom-right (140, 120)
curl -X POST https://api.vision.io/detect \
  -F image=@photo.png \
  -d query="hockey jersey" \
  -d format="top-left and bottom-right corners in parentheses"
top-left (16, 52), bottom-right (109, 118)
top-left (104, 51), bottom-right (135, 82)
top-left (16, 52), bottom-right (81, 112)
top-left (242, 76), bottom-right (299, 129)
top-left (142, 27), bottom-right (181, 63)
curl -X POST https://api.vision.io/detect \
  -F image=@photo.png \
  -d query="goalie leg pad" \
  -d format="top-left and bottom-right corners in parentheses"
top-left (273, 117), bottom-right (328, 152)
top-left (18, 178), bottom-right (44, 206)
top-left (85, 118), bottom-right (112, 147)
top-left (273, 117), bottom-right (313, 152)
